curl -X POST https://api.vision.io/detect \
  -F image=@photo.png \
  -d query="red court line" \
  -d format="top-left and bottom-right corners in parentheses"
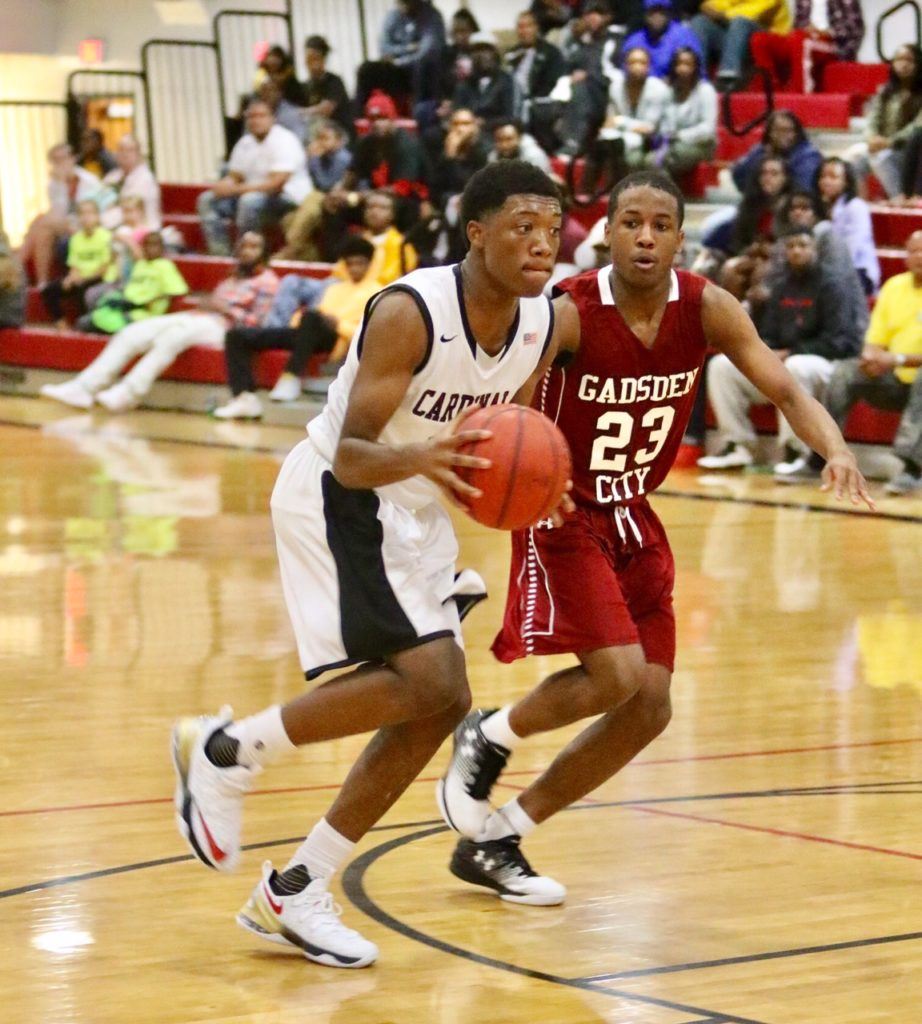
top-left (3, 735), bottom-right (920, 820)
top-left (629, 804), bottom-right (922, 862)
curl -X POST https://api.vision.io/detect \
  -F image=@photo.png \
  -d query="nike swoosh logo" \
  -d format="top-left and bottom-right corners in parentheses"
top-left (196, 808), bottom-right (227, 864)
top-left (440, 334), bottom-right (456, 343)
top-left (263, 882), bottom-right (283, 915)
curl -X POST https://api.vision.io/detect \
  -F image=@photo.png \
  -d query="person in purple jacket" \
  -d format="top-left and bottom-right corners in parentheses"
top-left (621, 0), bottom-right (704, 80)
top-left (732, 109), bottom-right (823, 192)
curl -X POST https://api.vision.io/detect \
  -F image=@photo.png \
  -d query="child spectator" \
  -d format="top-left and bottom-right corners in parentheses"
top-left (213, 236), bottom-right (381, 418)
top-left (40, 232), bottom-right (277, 413)
top-left (41, 199), bottom-right (114, 329)
top-left (77, 128), bottom-right (117, 178)
top-left (82, 231), bottom-right (189, 334)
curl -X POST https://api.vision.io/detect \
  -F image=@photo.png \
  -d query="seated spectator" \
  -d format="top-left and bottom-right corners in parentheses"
top-left (77, 128), bottom-right (117, 178)
top-left (256, 45), bottom-right (304, 106)
top-left (81, 230), bottom-right (189, 334)
top-left (431, 109), bottom-right (489, 208)
top-left (452, 33), bottom-right (518, 125)
top-left (846, 45), bottom-right (922, 199)
top-left (505, 9), bottom-right (567, 142)
top-left (622, 0), bottom-right (704, 79)
top-left (40, 232), bottom-right (277, 413)
top-left (359, 189), bottom-right (419, 284)
top-left (357, 0), bottom-right (447, 109)
top-left (101, 135), bottom-right (162, 231)
top-left (257, 78), bottom-right (306, 144)
top-left (815, 157), bottom-right (880, 295)
top-left (777, 231), bottom-right (922, 494)
top-left (699, 225), bottom-right (862, 471)
top-left (197, 99), bottom-right (312, 255)
top-left (214, 237), bottom-right (382, 418)
top-left (436, 9), bottom-right (479, 111)
top-left (646, 45), bottom-right (716, 175)
top-left (0, 231), bottom-right (26, 329)
top-left (529, 0), bottom-right (581, 37)
top-left (306, 119), bottom-right (353, 192)
top-left (488, 118), bottom-right (552, 173)
top-left (18, 143), bottom-right (104, 287)
top-left (41, 199), bottom-right (114, 329)
top-left (732, 110), bottom-right (822, 193)
top-left (301, 35), bottom-right (353, 140)
top-left (750, 0), bottom-right (864, 93)
top-left (689, 0), bottom-right (791, 92)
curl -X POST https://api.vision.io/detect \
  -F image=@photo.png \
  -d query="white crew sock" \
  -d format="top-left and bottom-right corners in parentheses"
top-left (287, 818), bottom-right (356, 879)
top-left (225, 705), bottom-right (297, 769)
top-left (477, 797), bottom-right (537, 842)
top-left (479, 705), bottom-right (522, 750)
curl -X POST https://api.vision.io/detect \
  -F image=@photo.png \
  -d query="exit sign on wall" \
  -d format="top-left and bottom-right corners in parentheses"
top-left (78, 38), bottom-right (106, 64)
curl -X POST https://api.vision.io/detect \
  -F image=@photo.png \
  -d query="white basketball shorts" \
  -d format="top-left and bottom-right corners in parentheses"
top-left (270, 437), bottom-right (464, 679)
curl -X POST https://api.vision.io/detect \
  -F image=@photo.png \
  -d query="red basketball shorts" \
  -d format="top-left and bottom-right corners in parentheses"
top-left (492, 500), bottom-right (676, 672)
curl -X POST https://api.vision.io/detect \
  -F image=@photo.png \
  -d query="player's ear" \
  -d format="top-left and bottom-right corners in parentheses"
top-left (466, 218), bottom-right (485, 251)
top-left (603, 221), bottom-right (612, 249)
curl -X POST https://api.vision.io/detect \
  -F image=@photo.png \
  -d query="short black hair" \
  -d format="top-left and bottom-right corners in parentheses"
top-left (305, 34), bottom-right (330, 55)
top-left (460, 160), bottom-right (560, 233)
top-left (606, 170), bottom-right (685, 226)
top-left (780, 223), bottom-right (815, 239)
top-left (338, 235), bottom-right (375, 261)
top-left (782, 187), bottom-right (825, 223)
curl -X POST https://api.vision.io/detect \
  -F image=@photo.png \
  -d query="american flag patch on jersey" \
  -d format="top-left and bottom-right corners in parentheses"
top-left (523, 331), bottom-right (537, 345)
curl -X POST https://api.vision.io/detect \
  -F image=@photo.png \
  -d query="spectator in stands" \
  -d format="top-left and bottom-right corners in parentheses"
top-left (529, 0), bottom-right (581, 36)
top-left (689, 0), bottom-right (791, 92)
top-left (777, 231), bottom-right (922, 494)
top-left (622, 0), bottom-right (704, 79)
top-left (41, 199), bottom-right (114, 329)
top-left (257, 45), bottom-right (304, 106)
top-left (439, 9), bottom-right (479, 101)
top-left (732, 109), bottom-right (822, 192)
top-left (343, 91), bottom-right (430, 202)
top-left (505, 9), bottom-right (567, 142)
top-left (750, 0), bottom-right (864, 94)
top-left (430, 108), bottom-right (489, 208)
top-left (847, 45), bottom-right (922, 199)
top-left (40, 231), bottom-right (278, 413)
top-left (257, 79), bottom-right (306, 144)
top-left (451, 32), bottom-right (518, 125)
top-left (101, 135), bottom-right (162, 231)
top-left (699, 224), bottom-right (861, 471)
top-left (77, 128), bottom-right (117, 178)
top-left (18, 143), bottom-right (104, 287)
top-left (359, 189), bottom-right (419, 284)
top-left (306, 119), bottom-right (353, 192)
top-left (815, 156), bottom-right (880, 295)
top-left (357, 0), bottom-right (447, 109)
top-left (646, 45), bottom-right (716, 175)
top-left (81, 230), bottom-right (189, 334)
top-left (197, 98), bottom-right (312, 256)
top-left (301, 35), bottom-right (353, 140)
top-left (213, 236), bottom-right (382, 419)
top-left (488, 118), bottom-right (552, 173)
top-left (556, 0), bottom-right (618, 155)
top-left (0, 231), bottom-right (25, 329)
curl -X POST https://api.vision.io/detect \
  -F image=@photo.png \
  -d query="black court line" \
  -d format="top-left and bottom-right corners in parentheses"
top-left (340, 824), bottom-right (770, 1024)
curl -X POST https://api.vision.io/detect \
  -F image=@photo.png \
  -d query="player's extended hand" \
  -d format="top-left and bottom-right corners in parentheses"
top-left (820, 449), bottom-right (876, 511)
top-left (413, 418), bottom-right (493, 510)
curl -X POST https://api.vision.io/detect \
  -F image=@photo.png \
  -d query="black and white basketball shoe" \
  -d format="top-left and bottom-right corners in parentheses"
top-left (449, 835), bottom-right (566, 906)
top-left (436, 709), bottom-right (510, 837)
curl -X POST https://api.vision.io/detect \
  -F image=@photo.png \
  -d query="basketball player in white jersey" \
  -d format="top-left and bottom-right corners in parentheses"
top-left (171, 161), bottom-right (569, 968)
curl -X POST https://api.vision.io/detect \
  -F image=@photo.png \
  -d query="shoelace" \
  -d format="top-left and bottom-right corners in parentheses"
top-left (290, 887), bottom-right (355, 937)
top-left (468, 736), bottom-right (509, 799)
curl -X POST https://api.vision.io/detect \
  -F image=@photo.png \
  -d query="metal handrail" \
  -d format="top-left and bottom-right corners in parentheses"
top-left (721, 66), bottom-right (774, 137)
top-left (877, 0), bottom-right (922, 61)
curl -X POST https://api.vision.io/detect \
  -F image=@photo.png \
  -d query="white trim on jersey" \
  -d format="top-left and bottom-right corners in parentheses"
top-left (596, 266), bottom-right (680, 306)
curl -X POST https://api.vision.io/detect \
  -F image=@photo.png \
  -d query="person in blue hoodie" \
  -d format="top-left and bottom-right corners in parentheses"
top-left (621, 0), bottom-right (705, 79)
top-left (732, 108), bottom-right (823, 192)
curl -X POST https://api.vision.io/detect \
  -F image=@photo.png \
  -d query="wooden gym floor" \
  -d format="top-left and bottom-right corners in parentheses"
top-left (0, 395), bottom-right (919, 1024)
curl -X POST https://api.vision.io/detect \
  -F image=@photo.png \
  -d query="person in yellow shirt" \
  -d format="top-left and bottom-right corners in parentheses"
top-left (360, 189), bottom-right (418, 285)
top-left (690, 0), bottom-right (791, 91)
top-left (214, 236), bottom-right (381, 418)
top-left (778, 231), bottom-right (922, 495)
top-left (41, 199), bottom-right (114, 329)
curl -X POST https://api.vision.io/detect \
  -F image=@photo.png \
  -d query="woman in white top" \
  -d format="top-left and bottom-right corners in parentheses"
top-left (646, 47), bottom-right (717, 177)
top-left (816, 156), bottom-right (881, 295)
top-left (597, 46), bottom-right (669, 168)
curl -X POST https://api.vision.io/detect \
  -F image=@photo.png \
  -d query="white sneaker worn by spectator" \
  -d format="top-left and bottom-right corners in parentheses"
top-left (269, 373), bottom-right (302, 402)
top-left (96, 382), bottom-right (139, 412)
top-left (40, 380), bottom-right (95, 409)
top-left (214, 392), bottom-right (264, 419)
top-left (697, 443), bottom-right (754, 470)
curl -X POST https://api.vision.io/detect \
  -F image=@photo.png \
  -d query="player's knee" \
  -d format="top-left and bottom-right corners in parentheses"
top-left (582, 649), bottom-right (648, 714)
top-left (636, 673), bottom-right (672, 738)
top-left (393, 640), bottom-right (470, 718)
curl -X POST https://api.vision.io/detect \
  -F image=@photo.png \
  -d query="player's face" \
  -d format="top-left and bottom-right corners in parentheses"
top-left (472, 194), bottom-right (562, 297)
top-left (606, 186), bottom-right (683, 287)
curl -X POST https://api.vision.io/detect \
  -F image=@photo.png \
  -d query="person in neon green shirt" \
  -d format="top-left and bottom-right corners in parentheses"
top-left (41, 199), bottom-right (114, 329)
top-left (777, 231), bottom-right (922, 495)
top-left (83, 231), bottom-right (189, 333)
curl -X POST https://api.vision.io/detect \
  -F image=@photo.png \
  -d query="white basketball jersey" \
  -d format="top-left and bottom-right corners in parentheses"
top-left (309, 264), bottom-right (554, 510)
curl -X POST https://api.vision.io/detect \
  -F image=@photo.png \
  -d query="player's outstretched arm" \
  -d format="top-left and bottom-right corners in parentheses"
top-left (701, 283), bottom-right (876, 510)
top-left (332, 290), bottom-right (493, 503)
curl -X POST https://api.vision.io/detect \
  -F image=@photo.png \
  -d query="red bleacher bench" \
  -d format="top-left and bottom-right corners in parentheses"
top-left (821, 62), bottom-right (888, 115)
top-left (869, 206), bottom-right (922, 248)
top-left (160, 183), bottom-right (207, 215)
top-left (743, 402), bottom-right (901, 447)
top-left (728, 92), bottom-right (851, 129)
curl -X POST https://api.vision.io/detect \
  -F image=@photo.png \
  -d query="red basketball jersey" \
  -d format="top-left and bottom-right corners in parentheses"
top-left (541, 267), bottom-right (708, 508)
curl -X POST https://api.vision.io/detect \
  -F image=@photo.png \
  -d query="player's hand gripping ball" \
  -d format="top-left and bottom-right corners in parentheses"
top-left (453, 404), bottom-right (572, 530)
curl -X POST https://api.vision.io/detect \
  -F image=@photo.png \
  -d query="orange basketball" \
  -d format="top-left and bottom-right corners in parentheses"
top-left (454, 404), bottom-right (572, 530)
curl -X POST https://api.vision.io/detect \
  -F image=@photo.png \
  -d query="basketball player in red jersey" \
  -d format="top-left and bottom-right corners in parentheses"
top-left (437, 169), bottom-right (876, 904)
